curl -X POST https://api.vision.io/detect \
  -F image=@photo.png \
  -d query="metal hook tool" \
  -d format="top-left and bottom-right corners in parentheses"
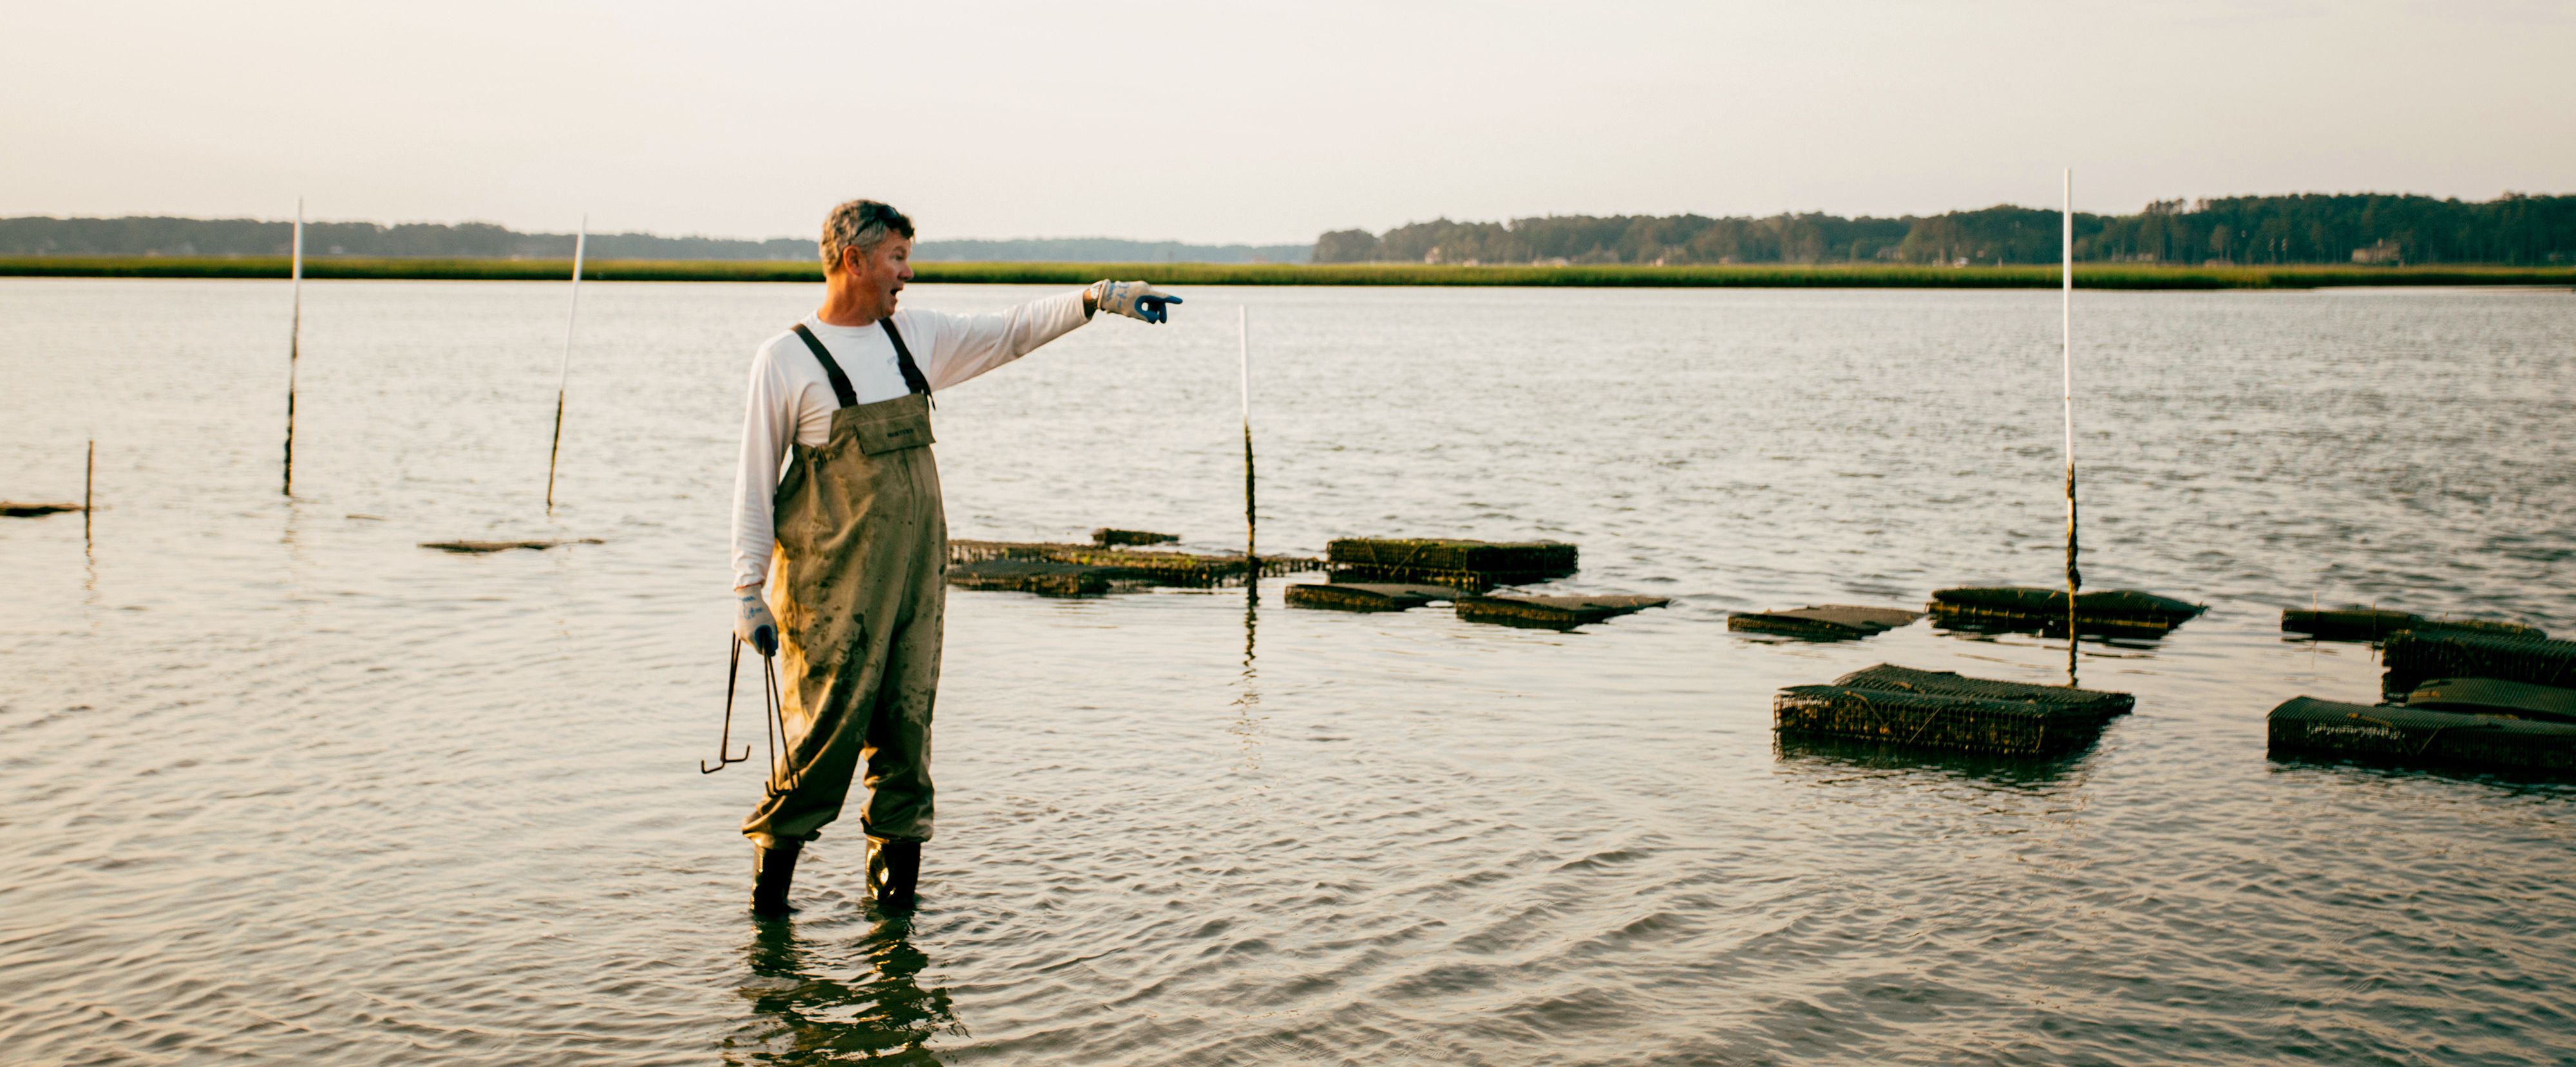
top-left (701, 637), bottom-right (754, 773)
top-left (761, 646), bottom-right (804, 797)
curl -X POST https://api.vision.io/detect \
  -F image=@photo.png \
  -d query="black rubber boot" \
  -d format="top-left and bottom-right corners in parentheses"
top-left (867, 837), bottom-right (920, 911)
top-left (750, 840), bottom-right (800, 918)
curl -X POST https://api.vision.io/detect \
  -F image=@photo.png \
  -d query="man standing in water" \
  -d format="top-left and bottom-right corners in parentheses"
top-left (731, 199), bottom-right (1179, 915)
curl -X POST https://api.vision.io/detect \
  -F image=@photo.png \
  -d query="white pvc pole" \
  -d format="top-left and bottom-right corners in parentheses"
top-left (1239, 305), bottom-right (1256, 569)
top-left (2061, 169), bottom-right (2079, 679)
top-left (545, 215), bottom-right (586, 511)
top-left (282, 197), bottom-right (303, 496)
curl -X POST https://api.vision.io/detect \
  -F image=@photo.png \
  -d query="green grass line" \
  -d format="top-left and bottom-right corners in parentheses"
top-left (3, 256), bottom-right (2569, 289)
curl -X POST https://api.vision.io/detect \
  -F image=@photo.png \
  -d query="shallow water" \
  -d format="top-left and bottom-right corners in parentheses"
top-left (2, 279), bottom-right (2571, 1064)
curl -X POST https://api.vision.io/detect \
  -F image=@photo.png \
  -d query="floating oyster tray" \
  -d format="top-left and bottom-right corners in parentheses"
top-left (1728, 605), bottom-right (1924, 641)
top-left (419, 538), bottom-right (602, 553)
top-left (2266, 695), bottom-right (2576, 774)
top-left (1090, 527), bottom-right (1178, 547)
top-left (1283, 583), bottom-right (1463, 612)
top-left (2381, 628), bottom-right (2576, 699)
top-left (948, 538), bottom-right (1321, 596)
top-left (1, 501), bottom-right (85, 518)
top-left (1455, 594), bottom-right (1667, 630)
top-left (1325, 538), bottom-right (1577, 592)
top-left (1929, 587), bottom-right (2204, 637)
top-left (2282, 607), bottom-right (2546, 644)
top-left (2407, 677), bottom-right (2576, 722)
top-left (1774, 664), bottom-right (2133, 756)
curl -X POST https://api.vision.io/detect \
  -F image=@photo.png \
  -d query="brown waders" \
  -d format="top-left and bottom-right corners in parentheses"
top-left (747, 319), bottom-right (943, 913)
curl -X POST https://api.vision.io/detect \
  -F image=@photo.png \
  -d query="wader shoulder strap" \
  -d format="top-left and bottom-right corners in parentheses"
top-left (788, 324), bottom-right (858, 409)
top-left (878, 318), bottom-right (933, 401)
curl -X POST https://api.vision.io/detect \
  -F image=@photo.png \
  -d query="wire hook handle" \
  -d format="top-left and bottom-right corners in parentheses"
top-left (761, 647), bottom-right (804, 797)
top-left (701, 636), bottom-right (754, 773)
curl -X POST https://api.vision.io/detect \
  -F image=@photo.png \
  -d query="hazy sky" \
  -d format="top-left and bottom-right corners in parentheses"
top-left (5, 1), bottom-right (2570, 244)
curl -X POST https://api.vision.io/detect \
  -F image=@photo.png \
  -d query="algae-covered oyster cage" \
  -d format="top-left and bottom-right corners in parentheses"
top-left (947, 537), bottom-right (1321, 596)
top-left (1324, 537), bottom-right (1577, 592)
top-left (1773, 664), bottom-right (2133, 757)
top-left (1927, 586), bottom-right (2204, 637)
top-left (1728, 605), bottom-right (1924, 641)
top-left (1454, 594), bottom-right (1667, 631)
top-left (2, 501), bottom-right (87, 518)
top-left (947, 559), bottom-right (1113, 598)
top-left (2264, 630), bottom-right (2576, 776)
top-left (1090, 527), bottom-right (1179, 547)
top-left (2266, 695), bottom-right (2576, 775)
top-left (2380, 628), bottom-right (2576, 701)
top-left (1301, 538), bottom-right (1671, 630)
top-left (419, 537), bottom-right (603, 553)
top-left (2282, 607), bottom-right (2545, 644)
top-left (1282, 583), bottom-right (1462, 612)
top-left (1285, 583), bottom-right (1666, 631)
top-left (2406, 677), bottom-right (2576, 722)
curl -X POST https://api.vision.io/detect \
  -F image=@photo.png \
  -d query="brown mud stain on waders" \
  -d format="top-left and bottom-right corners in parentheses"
top-left (744, 321), bottom-right (945, 849)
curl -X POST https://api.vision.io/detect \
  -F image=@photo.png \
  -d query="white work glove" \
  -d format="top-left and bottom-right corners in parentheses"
top-left (735, 585), bottom-right (779, 656)
top-left (1087, 279), bottom-right (1182, 324)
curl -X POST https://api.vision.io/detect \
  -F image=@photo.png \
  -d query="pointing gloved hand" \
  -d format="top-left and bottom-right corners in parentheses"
top-left (1087, 279), bottom-right (1182, 324)
top-left (735, 585), bottom-right (779, 656)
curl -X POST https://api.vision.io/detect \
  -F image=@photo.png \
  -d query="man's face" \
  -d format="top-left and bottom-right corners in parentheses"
top-left (840, 236), bottom-right (914, 319)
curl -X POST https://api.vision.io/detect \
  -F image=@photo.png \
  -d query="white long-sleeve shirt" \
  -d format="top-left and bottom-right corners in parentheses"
top-left (731, 291), bottom-right (1091, 589)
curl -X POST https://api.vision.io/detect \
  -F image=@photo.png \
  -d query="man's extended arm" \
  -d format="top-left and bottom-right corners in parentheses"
top-left (916, 290), bottom-right (1092, 392)
top-left (918, 281), bottom-right (1182, 390)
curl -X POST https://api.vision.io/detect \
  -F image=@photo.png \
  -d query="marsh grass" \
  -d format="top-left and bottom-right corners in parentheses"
top-left (5, 257), bottom-right (2568, 289)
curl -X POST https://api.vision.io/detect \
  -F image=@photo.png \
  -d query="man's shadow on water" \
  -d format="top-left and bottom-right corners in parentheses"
top-left (726, 911), bottom-right (965, 1065)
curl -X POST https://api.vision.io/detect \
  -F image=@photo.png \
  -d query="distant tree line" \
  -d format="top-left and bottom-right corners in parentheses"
top-left (0, 216), bottom-right (816, 260)
top-left (0, 216), bottom-right (1309, 263)
top-left (1316, 193), bottom-right (2576, 266)
top-left (13, 193), bottom-right (2571, 266)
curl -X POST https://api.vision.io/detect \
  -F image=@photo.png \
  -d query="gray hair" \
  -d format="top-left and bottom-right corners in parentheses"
top-left (819, 199), bottom-right (916, 270)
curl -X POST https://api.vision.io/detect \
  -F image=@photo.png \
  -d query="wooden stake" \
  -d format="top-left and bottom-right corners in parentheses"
top-left (83, 439), bottom-right (93, 542)
top-left (545, 215), bottom-right (587, 511)
top-left (282, 198), bottom-right (303, 496)
top-left (2062, 169), bottom-right (2079, 683)
top-left (1239, 305), bottom-right (1256, 572)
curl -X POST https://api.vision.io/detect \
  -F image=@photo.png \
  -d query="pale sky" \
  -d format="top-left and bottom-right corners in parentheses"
top-left (5, 0), bottom-right (2569, 245)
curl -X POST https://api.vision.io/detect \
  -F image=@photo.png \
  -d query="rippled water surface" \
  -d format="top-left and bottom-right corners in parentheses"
top-left (3, 279), bottom-right (2573, 1064)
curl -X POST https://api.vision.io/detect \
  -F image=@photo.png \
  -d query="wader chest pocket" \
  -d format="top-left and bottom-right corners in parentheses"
top-left (855, 413), bottom-right (934, 455)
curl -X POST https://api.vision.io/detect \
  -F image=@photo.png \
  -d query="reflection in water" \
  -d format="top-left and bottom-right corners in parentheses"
top-left (1930, 623), bottom-right (2166, 690)
top-left (1929, 616), bottom-right (2174, 645)
top-left (2264, 755), bottom-right (2576, 797)
top-left (281, 495), bottom-right (313, 637)
top-left (1229, 580), bottom-right (1264, 773)
top-left (729, 918), bottom-right (963, 1065)
top-left (1774, 733), bottom-right (2099, 791)
top-left (80, 446), bottom-right (95, 590)
top-left (11, 283), bottom-right (2576, 1063)
top-left (1241, 577), bottom-right (1259, 670)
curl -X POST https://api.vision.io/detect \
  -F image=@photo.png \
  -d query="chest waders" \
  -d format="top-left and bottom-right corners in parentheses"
top-left (746, 319), bottom-right (942, 913)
